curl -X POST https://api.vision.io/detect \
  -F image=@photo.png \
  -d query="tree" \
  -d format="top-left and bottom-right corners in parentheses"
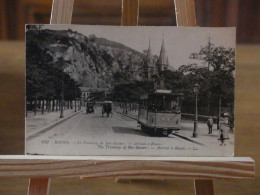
top-left (113, 81), bottom-right (150, 103)
top-left (26, 24), bottom-right (43, 31)
top-left (181, 40), bottom-right (235, 123)
top-left (89, 34), bottom-right (97, 42)
top-left (113, 71), bottom-right (128, 84)
top-left (26, 30), bottom-right (82, 115)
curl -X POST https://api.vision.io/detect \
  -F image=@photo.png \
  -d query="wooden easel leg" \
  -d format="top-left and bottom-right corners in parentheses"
top-left (28, 178), bottom-right (51, 195)
top-left (121, 0), bottom-right (139, 26)
top-left (194, 180), bottom-right (214, 195)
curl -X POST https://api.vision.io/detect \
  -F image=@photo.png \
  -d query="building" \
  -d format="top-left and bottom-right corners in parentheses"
top-left (143, 36), bottom-right (170, 80)
top-left (143, 39), bottom-right (156, 80)
top-left (79, 87), bottom-right (111, 102)
top-left (156, 38), bottom-right (169, 72)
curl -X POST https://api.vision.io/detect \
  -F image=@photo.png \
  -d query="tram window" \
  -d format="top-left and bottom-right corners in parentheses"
top-left (147, 94), bottom-right (180, 112)
top-left (148, 98), bottom-right (156, 111)
top-left (144, 99), bottom-right (147, 108)
top-left (139, 99), bottom-right (143, 109)
top-left (142, 94), bottom-right (181, 112)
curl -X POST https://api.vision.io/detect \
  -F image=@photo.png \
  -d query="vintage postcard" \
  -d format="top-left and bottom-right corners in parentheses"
top-left (25, 25), bottom-right (235, 156)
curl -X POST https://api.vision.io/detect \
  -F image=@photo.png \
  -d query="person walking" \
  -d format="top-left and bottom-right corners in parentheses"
top-left (207, 116), bottom-right (214, 134)
top-left (219, 113), bottom-right (230, 146)
top-left (219, 129), bottom-right (225, 145)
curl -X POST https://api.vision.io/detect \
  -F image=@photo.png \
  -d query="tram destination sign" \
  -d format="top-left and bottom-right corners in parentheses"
top-left (25, 25), bottom-right (235, 156)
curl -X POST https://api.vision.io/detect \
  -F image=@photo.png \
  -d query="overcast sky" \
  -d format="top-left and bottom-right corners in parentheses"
top-left (41, 25), bottom-right (236, 69)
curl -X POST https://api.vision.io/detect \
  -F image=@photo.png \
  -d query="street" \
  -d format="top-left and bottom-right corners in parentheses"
top-left (26, 106), bottom-right (234, 156)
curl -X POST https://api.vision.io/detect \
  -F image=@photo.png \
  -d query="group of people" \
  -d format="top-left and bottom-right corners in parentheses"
top-left (207, 113), bottom-right (231, 146)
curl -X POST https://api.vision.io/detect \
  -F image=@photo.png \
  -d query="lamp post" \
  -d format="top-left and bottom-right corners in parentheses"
top-left (60, 71), bottom-right (64, 118)
top-left (124, 93), bottom-right (127, 114)
top-left (74, 83), bottom-right (77, 112)
top-left (193, 83), bottom-right (199, 138)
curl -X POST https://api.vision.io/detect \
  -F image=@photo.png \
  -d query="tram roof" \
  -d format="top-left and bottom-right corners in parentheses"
top-left (154, 89), bottom-right (172, 93)
top-left (103, 100), bottom-right (113, 104)
top-left (140, 90), bottom-right (183, 99)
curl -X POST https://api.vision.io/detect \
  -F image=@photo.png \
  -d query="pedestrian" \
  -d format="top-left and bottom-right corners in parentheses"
top-left (219, 129), bottom-right (224, 145)
top-left (219, 113), bottom-right (229, 146)
top-left (207, 116), bottom-right (214, 134)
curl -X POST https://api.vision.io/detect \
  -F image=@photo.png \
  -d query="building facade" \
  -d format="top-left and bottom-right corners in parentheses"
top-left (79, 87), bottom-right (111, 102)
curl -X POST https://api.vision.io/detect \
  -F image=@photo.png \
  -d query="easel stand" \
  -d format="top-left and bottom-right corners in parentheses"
top-left (0, 156), bottom-right (255, 195)
top-left (2, 0), bottom-right (254, 194)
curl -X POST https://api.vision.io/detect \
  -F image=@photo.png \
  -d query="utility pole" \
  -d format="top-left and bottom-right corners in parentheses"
top-left (217, 95), bottom-right (222, 129)
top-left (207, 37), bottom-right (212, 116)
top-left (193, 83), bottom-right (199, 138)
top-left (60, 71), bottom-right (64, 118)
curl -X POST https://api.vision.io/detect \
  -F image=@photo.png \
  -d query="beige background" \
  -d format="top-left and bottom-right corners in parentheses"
top-left (0, 42), bottom-right (259, 194)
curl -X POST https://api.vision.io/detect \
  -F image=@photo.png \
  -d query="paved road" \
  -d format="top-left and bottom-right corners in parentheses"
top-left (26, 106), bottom-right (206, 156)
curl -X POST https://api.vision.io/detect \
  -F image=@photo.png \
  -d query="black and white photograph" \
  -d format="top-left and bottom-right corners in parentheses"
top-left (25, 25), bottom-right (235, 156)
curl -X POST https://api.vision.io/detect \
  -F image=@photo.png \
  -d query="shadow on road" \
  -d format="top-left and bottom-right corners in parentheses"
top-left (90, 115), bottom-right (106, 118)
top-left (89, 115), bottom-right (113, 119)
top-left (112, 126), bottom-right (151, 137)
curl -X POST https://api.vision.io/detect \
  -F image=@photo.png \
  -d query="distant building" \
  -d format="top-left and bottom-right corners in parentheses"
top-left (156, 38), bottom-right (169, 72)
top-left (143, 36), bottom-right (170, 80)
top-left (143, 39), bottom-right (156, 80)
top-left (79, 87), bottom-right (111, 102)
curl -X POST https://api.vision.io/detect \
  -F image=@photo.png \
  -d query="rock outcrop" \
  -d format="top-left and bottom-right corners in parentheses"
top-left (26, 28), bottom-right (146, 88)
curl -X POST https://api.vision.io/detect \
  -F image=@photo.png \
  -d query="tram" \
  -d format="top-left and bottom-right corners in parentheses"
top-left (138, 89), bottom-right (182, 136)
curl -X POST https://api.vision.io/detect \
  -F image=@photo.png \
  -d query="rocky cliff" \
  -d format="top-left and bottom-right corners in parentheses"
top-left (26, 28), bottom-right (146, 88)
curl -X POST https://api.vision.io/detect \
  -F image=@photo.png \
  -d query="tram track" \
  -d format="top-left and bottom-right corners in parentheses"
top-left (116, 110), bottom-right (204, 146)
top-left (171, 132), bottom-right (204, 146)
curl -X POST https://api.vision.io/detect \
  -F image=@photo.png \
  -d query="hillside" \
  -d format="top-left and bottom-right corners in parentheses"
top-left (26, 28), bottom-right (146, 88)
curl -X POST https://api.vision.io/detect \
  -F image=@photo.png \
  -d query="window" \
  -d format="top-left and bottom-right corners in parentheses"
top-left (148, 94), bottom-right (180, 112)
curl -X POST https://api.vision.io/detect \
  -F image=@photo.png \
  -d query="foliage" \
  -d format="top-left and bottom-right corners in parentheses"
top-left (89, 34), bottom-right (97, 42)
top-left (178, 42), bottom-right (235, 114)
top-left (26, 29), bottom-right (81, 101)
top-left (112, 41), bottom-right (235, 115)
top-left (113, 81), bottom-right (153, 102)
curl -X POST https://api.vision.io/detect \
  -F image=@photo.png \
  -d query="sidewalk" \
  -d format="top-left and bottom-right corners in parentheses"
top-left (114, 107), bottom-right (234, 148)
top-left (179, 120), bottom-right (234, 148)
top-left (26, 109), bottom-right (82, 136)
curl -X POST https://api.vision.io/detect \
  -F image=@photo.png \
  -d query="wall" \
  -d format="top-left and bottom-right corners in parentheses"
top-left (0, 0), bottom-right (260, 43)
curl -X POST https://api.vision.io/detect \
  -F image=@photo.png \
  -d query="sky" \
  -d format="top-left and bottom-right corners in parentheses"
top-left (41, 25), bottom-right (236, 69)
